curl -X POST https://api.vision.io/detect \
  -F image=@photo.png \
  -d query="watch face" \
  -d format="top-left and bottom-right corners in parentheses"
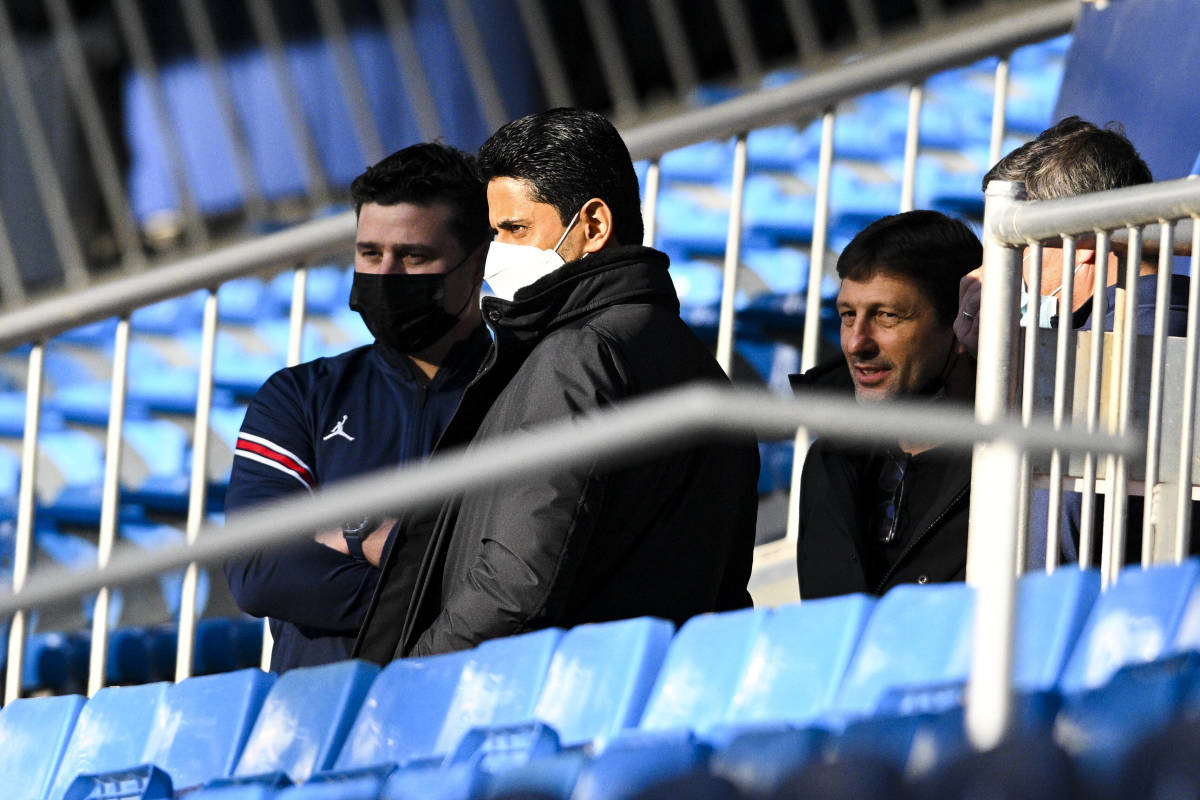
top-left (342, 517), bottom-right (376, 537)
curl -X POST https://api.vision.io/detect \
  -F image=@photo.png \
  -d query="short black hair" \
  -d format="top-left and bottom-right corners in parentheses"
top-left (477, 107), bottom-right (644, 246)
top-left (982, 116), bottom-right (1153, 200)
top-left (837, 210), bottom-right (982, 326)
top-left (350, 142), bottom-right (490, 252)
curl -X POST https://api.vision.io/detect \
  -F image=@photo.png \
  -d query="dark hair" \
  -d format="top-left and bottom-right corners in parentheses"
top-left (477, 107), bottom-right (644, 246)
top-left (837, 210), bottom-right (982, 326)
top-left (350, 142), bottom-right (490, 252)
top-left (982, 116), bottom-right (1153, 200)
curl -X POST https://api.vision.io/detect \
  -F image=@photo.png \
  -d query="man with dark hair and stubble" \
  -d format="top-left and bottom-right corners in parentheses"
top-left (955, 116), bottom-right (1190, 566)
top-left (796, 211), bottom-right (980, 598)
top-left (224, 143), bottom-right (491, 672)
top-left (355, 107), bottom-right (760, 659)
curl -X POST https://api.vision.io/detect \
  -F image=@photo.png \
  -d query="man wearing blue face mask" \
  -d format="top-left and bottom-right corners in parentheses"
top-left (223, 143), bottom-right (492, 672)
top-left (355, 107), bottom-right (760, 660)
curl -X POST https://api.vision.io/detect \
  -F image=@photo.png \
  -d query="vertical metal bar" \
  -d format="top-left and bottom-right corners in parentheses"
top-left (785, 427), bottom-right (810, 545)
top-left (576, 0), bottom-right (639, 121)
top-left (1101, 226), bottom-right (1141, 588)
top-left (1020, 244), bottom-right (1042, 570)
top-left (1046, 236), bottom-right (1076, 571)
top-left (967, 179), bottom-right (1024, 585)
top-left (800, 109), bottom-right (835, 373)
top-left (965, 439), bottom-right (1022, 751)
top-left (0, 202), bottom-right (28, 306)
top-left (716, 135), bottom-right (749, 375)
top-left (513, 0), bottom-right (574, 109)
top-left (376, 0), bottom-right (444, 141)
top-left (5, 344), bottom-right (44, 704)
top-left (1175, 218), bottom-right (1200, 561)
top-left (0, 1), bottom-right (91, 288)
top-left (311, 0), bottom-right (384, 165)
top-left (1141, 222), bottom-right (1175, 561)
top-left (900, 83), bottom-right (923, 213)
top-left (642, 159), bottom-right (661, 248)
top-left (716, 0), bottom-right (762, 85)
top-left (444, 0), bottom-right (511, 133)
top-left (648, 0), bottom-right (700, 98)
top-left (845, 0), bottom-right (883, 47)
top-left (965, 180), bottom-right (1025, 751)
top-left (781, 0), bottom-right (823, 61)
top-left (179, 0), bottom-right (269, 223)
top-left (914, 0), bottom-right (943, 25)
top-left (1078, 231), bottom-right (1110, 567)
top-left (88, 317), bottom-right (130, 696)
top-left (176, 289), bottom-right (219, 682)
top-left (989, 55), bottom-right (1010, 170)
top-left (46, 0), bottom-right (147, 273)
top-left (245, 0), bottom-right (331, 205)
top-left (112, 0), bottom-right (209, 249)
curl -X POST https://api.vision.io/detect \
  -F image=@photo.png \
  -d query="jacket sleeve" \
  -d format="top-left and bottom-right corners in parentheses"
top-left (409, 327), bottom-right (629, 655)
top-left (223, 369), bottom-right (378, 634)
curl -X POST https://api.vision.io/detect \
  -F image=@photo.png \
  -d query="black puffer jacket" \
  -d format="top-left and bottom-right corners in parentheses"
top-left (355, 245), bottom-right (760, 660)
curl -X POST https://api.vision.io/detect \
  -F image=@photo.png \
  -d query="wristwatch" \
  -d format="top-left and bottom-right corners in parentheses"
top-left (341, 517), bottom-right (378, 562)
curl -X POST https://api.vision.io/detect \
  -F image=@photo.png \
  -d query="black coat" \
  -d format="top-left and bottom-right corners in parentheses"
top-left (354, 245), bottom-right (760, 660)
top-left (789, 354), bottom-right (969, 598)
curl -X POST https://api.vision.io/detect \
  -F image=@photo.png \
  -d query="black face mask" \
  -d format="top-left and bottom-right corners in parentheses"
top-left (348, 252), bottom-right (474, 354)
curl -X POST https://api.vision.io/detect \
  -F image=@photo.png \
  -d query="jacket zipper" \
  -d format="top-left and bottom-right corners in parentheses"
top-left (873, 483), bottom-right (970, 594)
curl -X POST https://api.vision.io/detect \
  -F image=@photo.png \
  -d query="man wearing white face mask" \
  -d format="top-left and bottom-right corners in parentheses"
top-left (354, 107), bottom-right (760, 660)
top-left (955, 117), bottom-right (1191, 567)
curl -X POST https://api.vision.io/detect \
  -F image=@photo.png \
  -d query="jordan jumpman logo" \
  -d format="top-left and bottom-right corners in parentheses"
top-left (323, 414), bottom-right (355, 441)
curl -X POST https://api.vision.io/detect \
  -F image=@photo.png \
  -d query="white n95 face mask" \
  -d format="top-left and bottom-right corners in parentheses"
top-left (483, 211), bottom-right (580, 302)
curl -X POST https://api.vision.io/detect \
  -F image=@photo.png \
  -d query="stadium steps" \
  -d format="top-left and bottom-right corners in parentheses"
top-left (1, 560), bottom-right (1198, 798)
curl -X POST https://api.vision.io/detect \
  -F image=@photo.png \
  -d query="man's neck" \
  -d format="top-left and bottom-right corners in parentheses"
top-left (404, 317), bottom-right (483, 381)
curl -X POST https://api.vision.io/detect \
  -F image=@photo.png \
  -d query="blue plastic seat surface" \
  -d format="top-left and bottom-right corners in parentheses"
top-left (572, 737), bottom-right (711, 800)
top-left (332, 649), bottom-right (473, 771)
top-left (833, 583), bottom-right (975, 720)
top-left (49, 682), bottom-right (170, 800)
top-left (0, 694), bottom-right (86, 800)
top-left (140, 668), bottom-right (275, 792)
top-left (531, 616), bottom-right (672, 747)
top-left (1059, 560), bottom-right (1200, 695)
top-left (434, 627), bottom-right (563, 757)
top-left (1014, 568), bottom-right (1100, 691)
top-left (725, 594), bottom-right (875, 728)
top-left (234, 660), bottom-right (380, 784)
top-left (638, 607), bottom-right (769, 735)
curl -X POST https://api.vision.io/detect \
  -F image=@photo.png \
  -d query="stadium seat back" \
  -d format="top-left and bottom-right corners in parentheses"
top-left (333, 649), bottom-right (473, 771)
top-left (0, 693), bottom-right (86, 800)
top-left (49, 682), bottom-right (169, 800)
top-left (638, 607), bottom-right (770, 734)
top-left (834, 583), bottom-right (975, 718)
top-left (234, 660), bottom-right (379, 783)
top-left (1014, 567), bottom-right (1100, 691)
top-left (531, 616), bottom-right (673, 747)
top-left (140, 668), bottom-right (275, 791)
top-left (435, 628), bottom-right (563, 756)
top-left (1059, 559), bottom-right (1200, 694)
top-left (725, 594), bottom-right (874, 727)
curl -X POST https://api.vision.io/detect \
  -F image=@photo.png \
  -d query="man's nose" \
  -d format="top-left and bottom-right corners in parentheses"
top-left (843, 321), bottom-right (876, 356)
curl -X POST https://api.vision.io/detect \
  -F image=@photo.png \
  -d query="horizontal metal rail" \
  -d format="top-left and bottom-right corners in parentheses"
top-left (988, 176), bottom-right (1200, 245)
top-left (0, 384), bottom-right (1138, 618)
top-left (621, 0), bottom-right (1076, 160)
top-left (0, 212), bottom-right (355, 350)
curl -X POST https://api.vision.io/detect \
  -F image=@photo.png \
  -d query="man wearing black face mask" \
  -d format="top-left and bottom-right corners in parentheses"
top-left (223, 143), bottom-right (491, 672)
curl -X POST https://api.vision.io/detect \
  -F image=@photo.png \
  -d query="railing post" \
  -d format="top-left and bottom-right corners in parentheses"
top-left (715, 134), bottom-right (748, 375)
top-left (965, 179), bottom-right (1025, 751)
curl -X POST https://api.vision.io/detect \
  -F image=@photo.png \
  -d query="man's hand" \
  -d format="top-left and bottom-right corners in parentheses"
top-left (314, 519), bottom-right (395, 567)
top-left (954, 267), bottom-right (982, 357)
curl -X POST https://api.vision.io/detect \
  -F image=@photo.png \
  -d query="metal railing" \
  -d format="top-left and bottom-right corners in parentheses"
top-left (0, 383), bottom-right (1139, 752)
top-left (968, 176), bottom-right (1200, 645)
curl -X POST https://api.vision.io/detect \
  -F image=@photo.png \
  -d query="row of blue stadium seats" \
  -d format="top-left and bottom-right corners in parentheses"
top-left (4, 557), bottom-right (1200, 799)
top-left (0, 616), bottom-right (261, 696)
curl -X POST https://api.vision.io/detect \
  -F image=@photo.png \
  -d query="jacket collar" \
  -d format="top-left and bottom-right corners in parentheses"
top-left (481, 245), bottom-right (680, 343)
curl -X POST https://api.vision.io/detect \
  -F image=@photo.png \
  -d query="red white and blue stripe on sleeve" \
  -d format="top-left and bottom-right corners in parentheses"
top-left (234, 432), bottom-right (315, 490)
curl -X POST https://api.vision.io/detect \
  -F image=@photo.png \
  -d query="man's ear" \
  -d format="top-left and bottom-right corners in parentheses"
top-left (579, 197), bottom-right (614, 254)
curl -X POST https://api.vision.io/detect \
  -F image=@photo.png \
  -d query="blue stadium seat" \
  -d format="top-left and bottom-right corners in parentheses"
top-left (0, 693), bottom-right (86, 800)
top-left (530, 617), bottom-right (672, 747)
top-left (709, 728), bottom-right (828, 798)
top-left (229, 660), bottom-right (379, 785)
top-left (51, 682), bottom-right (169, 799)
top-left (571, 736), bottom-right (712, 800)
top-left (1013, 567), bottom-right (1100, 693)
top-left (638, 608), bottom-right (769, 736)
